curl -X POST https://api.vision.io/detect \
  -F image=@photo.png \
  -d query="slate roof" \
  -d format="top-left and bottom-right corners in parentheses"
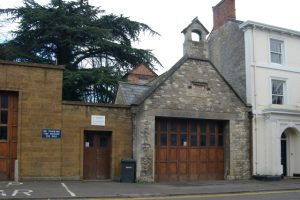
top-left (116, 82), bottom-right (150, 105)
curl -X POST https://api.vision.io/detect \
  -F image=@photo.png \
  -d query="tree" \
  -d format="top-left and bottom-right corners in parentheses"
top-left (0, 0), bottom-right (160, 102)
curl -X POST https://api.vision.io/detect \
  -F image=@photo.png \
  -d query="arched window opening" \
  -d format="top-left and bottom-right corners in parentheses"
top-left (191, 31), bottom-right (201, 42)
top-left (281, 132), bottom-right (287, 139)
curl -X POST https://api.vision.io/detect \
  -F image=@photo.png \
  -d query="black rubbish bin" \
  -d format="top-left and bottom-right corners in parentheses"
top-left (120, 159), bottom-right (136, 183)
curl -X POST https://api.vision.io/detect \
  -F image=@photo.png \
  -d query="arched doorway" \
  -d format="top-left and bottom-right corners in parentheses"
top-left (280, 127), bottom-right (300, 177)
top-left (280, 132), bottom-right (287, 176)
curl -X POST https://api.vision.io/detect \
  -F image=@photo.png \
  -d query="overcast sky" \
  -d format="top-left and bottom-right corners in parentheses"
top-left (1, 0), bottom-right (300, 74)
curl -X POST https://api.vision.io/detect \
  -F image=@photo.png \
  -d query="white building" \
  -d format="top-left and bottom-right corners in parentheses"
top-left (209, 0), bottom-right (300, 178)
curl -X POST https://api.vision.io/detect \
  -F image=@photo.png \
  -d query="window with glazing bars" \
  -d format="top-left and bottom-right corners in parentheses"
top-left (272, 79), bottom-right (286, 104)
top-left (270, 39), bottom-right (284, 64)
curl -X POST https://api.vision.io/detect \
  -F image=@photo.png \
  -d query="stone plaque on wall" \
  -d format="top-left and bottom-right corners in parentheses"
top-left (91, 115), bottom-right (105, 126)
top-left (187, 81), bottom-right (210, 97)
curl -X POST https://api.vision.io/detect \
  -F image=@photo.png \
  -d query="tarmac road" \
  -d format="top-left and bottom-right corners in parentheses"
top-left (92, 190), bottom-right (300, 200)
top-left (111, 190), bottom-right (300, 200)
top-left (0, 178), bottom-right (299, 199)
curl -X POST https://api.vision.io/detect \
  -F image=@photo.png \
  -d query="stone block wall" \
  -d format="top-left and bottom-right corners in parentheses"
top-left (0, 61), bottom-right (64, 179)
top-left (0, 61), bottom-right (133, 180)
top-left (133, 58), bottom-right (251, 182)
top-left (61, 102), bottom-right (132, 180)
top-left (183, 41), bottom-right (209, 60)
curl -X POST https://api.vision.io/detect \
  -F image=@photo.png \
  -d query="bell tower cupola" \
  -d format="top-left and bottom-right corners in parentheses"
top-left (182, 17), bottom-right (209, 59)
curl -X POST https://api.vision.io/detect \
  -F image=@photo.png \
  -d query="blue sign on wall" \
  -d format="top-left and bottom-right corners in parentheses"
top-left (41, 129), bottom-right (61, 139)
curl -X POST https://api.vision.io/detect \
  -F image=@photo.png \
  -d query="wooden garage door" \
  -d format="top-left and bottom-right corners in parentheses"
top-left (0, 92), bottom-right (18, 180)
top-left (155, 118), bottom-right (224, 182)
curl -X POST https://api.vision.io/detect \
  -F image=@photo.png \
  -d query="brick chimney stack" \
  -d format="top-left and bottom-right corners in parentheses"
top-left (212, 0), bottom-right (236, 30)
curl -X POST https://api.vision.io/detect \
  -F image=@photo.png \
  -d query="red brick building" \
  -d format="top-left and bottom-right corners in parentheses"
top-left (123, 64), bottom-right (157, 85)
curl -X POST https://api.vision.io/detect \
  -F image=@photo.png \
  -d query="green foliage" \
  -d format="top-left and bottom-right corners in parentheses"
top-left (63, 66), bottom-right (121, 103)
top-left (0, 0), bottom-right (160, 103)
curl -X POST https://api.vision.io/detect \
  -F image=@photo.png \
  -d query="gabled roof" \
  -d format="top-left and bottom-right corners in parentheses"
top-left (123, 63), bottom-right (158, 78)
top-left (133, 57), bottom-right (187, 105)
top-left (181, 17), bottom-right (209, 35)
top-left (132, 56), bottom-right (250, 107)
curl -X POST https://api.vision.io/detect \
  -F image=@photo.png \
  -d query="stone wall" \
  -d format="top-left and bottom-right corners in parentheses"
top-left (0, 61), bottom-right (133, 180)
top-left (61, 102), bottom-right (132, 180)
top-left (183, 41), bottom-right (209, 59)
top-left (0, 61), bottom-right (64, 179)
top-left (209, 20), bottom-right (246, 101)
top-left (133, 58), bottom-right (251, 182)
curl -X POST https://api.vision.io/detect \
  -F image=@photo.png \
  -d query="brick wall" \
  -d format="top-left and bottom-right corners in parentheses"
top-left (126, 64), bottom-right (157, 84)
top-left (213, 0), bottom-right (236, 30)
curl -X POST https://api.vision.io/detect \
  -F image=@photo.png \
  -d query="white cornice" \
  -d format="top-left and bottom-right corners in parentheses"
top-left (239, 20), bottom-right (300, 37)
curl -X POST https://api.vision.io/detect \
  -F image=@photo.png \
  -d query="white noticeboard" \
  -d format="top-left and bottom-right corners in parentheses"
top-left (91, 115), bottom-right (105, 126)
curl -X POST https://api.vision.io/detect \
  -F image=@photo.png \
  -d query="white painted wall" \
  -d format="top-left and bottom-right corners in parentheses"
top-left (245, 28), bottom-right (300, 110)
top-left (244, 27), bottom-right (300, 176)
top-left (288, 128), bottom-right (300, 176)
top-left (248, 29), bottom-right (300, 70)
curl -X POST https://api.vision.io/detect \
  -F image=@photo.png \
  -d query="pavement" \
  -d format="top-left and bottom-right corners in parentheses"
top-left (0, 178), bottom-right (300, 199)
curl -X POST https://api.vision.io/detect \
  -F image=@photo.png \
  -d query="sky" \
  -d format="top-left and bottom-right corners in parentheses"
top-left (1, 0), bottom-right (300, 74)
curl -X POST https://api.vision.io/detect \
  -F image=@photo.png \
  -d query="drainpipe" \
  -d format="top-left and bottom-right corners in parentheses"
top-left (248, 111), bottom-right (254, 177)
top-left (131, 111), bottom-right (136, 159)
top-left (251, 26), bottom-right (258, 175)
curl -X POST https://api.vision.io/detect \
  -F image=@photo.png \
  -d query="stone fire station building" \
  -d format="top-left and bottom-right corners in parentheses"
top-left (0, 17), bottom-right (251, 182)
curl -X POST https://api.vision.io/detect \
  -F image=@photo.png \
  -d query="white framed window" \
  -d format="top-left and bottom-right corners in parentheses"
top-left (270, 38), bottom-right (284, 64)
top-left (271, 79), bottom-right (286, 104)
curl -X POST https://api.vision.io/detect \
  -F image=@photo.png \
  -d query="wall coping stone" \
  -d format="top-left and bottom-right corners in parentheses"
top-left (62, 100), bottom-right (130, 109)
top-left (0, 60), bottom-right (65, 70)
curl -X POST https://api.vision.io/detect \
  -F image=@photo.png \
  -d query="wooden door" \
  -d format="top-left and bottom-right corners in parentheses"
top-left (83, 131), bottom-right (111, 179)
top-left (0, 92), bottom-right (18, 180)
top-left (155, 118), bottom-right (224, 182)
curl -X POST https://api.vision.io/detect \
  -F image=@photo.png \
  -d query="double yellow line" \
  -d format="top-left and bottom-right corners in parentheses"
top-left (92, 189), bottom-right (300, 200)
